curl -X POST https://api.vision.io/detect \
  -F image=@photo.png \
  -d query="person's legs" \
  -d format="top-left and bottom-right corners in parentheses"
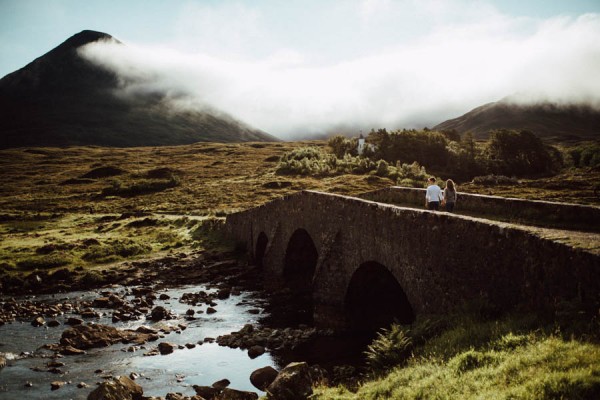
top-left (446, 202), bottom-right (454, 212)
top-left (428, 201), bottom-right (439, 210)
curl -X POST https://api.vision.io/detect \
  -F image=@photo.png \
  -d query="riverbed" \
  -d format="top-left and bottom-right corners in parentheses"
top-left (0, 284), bottom-right (276, 399)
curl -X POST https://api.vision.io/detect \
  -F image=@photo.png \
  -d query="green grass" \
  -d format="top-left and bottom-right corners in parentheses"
top-left (315, 327), bottom-right (600, 400)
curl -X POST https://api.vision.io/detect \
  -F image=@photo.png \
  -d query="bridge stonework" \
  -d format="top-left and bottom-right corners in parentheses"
top-left (225, 190), bottom-right (599, 330)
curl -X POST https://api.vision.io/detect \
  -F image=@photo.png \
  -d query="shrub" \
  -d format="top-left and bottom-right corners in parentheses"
top-left (472, 174), bottom-right (519, 186)
top-left (101, 174), bottom-right (180, 197)
top-left (82, 239), bottom-right (151, 262)
top-left (16, 253), bottom-right (72, 270)
top-left (365, 324), bottom-right (413, 373)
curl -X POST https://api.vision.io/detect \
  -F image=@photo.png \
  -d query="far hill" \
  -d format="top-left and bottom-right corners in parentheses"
top-left (0, 30), bottom-right (277, 148)
top-left (433, 100), bottom-right (600, 141)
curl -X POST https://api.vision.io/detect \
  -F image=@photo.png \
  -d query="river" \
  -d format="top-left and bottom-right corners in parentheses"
top-left (0, 284), bottom-right (276, 399)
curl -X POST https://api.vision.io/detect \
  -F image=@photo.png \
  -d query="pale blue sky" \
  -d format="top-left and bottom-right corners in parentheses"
top-left (1, 0), bottom-right (599, 136)
top-left (2, 0), bottom-right (599, 77)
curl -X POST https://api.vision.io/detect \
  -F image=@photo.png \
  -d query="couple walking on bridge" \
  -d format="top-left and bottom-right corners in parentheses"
top-left (425, 177), bottom-right (457, 212)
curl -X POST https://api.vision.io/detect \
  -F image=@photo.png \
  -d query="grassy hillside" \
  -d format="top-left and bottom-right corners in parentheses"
top-left (433, 101), bottom-right (600, 141)
top-left (0, 141), bottom-right (598, 398)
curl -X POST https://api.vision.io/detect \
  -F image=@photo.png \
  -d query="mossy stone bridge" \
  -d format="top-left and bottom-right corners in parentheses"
top-left (225, 188), bottom-right (600, 330)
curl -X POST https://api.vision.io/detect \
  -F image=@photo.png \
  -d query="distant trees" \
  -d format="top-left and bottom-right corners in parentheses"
top-left (287, 128), bottom-right (565, 184)
top-left (568, 142), bottom-right (600, 168)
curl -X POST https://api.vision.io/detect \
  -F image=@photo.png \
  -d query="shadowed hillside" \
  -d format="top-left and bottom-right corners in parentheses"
top-left (434, 100), bottom-right (600, 141)
top-left (0, 30), bottom-right (277, 148)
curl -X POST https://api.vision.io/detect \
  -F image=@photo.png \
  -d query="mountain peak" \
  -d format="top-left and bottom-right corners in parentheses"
top-left (55, 30), bottom-right (120, 52)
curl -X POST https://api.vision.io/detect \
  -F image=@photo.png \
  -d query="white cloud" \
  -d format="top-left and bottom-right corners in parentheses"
top-left (79, 7), bottom-right (600, 139)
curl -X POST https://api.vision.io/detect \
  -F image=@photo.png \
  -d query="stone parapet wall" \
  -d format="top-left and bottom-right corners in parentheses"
top-left (360, 186), bottom-right (600, 232)
top-left (225, 190), bottom-right (600, 329)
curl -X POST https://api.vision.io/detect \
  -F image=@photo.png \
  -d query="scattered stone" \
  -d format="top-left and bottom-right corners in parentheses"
top-left (166, 393), bottom-right (185, 400)
top-left (87, 376), bottom-right (143, 400)
top-left (47, 320), bottom-right (61, 327)
top-left (24, 381), bottom-right (33, 388)
top-left (50, 381), bottom-right (66, 391)
top-left (158, 342), bottom-right (176, 355)
top-left (250, 366), bottom-right (278, 391)
top-left (206, 307), bottom-right (217, 314)
top-left (219, 388), bottom-right (258, 400)
top-left (159, 293), bottom-right (170, 300)
top-left (185, 343), bottom-right (196, 349)
top-left (212, 378), bottom-right (231, 390)
top-left (0, 356), bottom-right (6, 369)
top-left (47, 361), bottom-right (65, 368)
top-left (247, 345), bottom-right (265, 359)
top-left (267, 362), bottom-right (313, 400)
top-left (193, 385), bottom-right (219, 399)
top-left (66, 317), bottom-right (84, 325)
top-left (150, 306), bottom-right (171, 321)
top-left (129, 372), bottom-right (140, 380)
top-left (32, 316), bottom-right (45, 327)
top-left (248, 309), bottom-right (260, 315)
top-left (60, 345), bottom-right (86, 355)
top-left (77, 382), bottom-right (88, 388)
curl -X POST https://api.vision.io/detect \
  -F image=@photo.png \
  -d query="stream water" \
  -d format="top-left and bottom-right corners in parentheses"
top-left (0, 284), bottom-right (277, 399)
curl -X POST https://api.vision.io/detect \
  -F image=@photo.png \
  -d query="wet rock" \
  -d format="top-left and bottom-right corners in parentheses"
top-left (24, 381), bottom-right (33, 387)
top-left (250, 366), bottom-right (278, 391)
top-left (136, 325), bottom-right (158, 334)
top-left (150, 306), bottom-right (172, 321)
top-left (212, 378), bottom-right (230, 390)
top-left (32, 316), bottom-right (45, 327)
top-left (129, 372), bottom-right (140, 380)
top-left (166, 393), bottom-right (185, 400)
top-left (206, 307), bottom-right (217, 314)
top-left (50, 381), bottom-right (66, 390)
top-left (247, 345), bottom-right (265, 359)
top-left (67, 317), bottom-right (84, 325)
top-left (159, 293), bottom-right (170, 300)
top-left (47, 320), bottom-right (60, 327)
top-left (267, 362), bottom-right (313, 400)
top-left (186, 309), bottom-right (195, 316)
top-left (0, 356), bottom-right (6, 369)
top-left (58, 323), bottom-right (152, 351)
top-left (193, 385), bottom-right (219, 399)
top-left (158, 342), bottom-right (176, 355)
top-left (219, 388), bottom-right (258, 400)
top-left (87, 376), bottom-right (143, 400)
top-left (78, 382), bottom-right (88, 388)
top-left (60, 345), bottom-right (86, 355)
top-left (185, 343), bottom-right (196, 349)
top-left (131, 287), bottom-right (153, 297)
top-left (47, 361), bottom-right (65, 368)
top-left (217, 288), bottom-right (231, 300)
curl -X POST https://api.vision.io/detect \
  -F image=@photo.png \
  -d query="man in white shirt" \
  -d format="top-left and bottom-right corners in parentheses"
top-left (425, 177), bottom-right (443, 211)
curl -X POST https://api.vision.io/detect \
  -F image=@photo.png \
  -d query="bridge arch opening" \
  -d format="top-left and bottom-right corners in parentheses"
top-left (255, 232), bottom-right (268, 269)
top-left (283, 228), bottom-right (318, 324)
top-left (344, 261), bottom-right (415, 331)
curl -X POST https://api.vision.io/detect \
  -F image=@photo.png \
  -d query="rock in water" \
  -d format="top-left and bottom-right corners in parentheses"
top-left (247, 345), bottom-right (265, 359)
top-left (32, 316), bottom-right (45, 327)
top-left (0, 356), bottom-right (6, 369)
top-left (266, 362), bottom-right (313, 400)
top-left (219, 388), bottom-right (258, 400)
top-left (250, 366), bottom-right (278, 391)
top-left (87, 376), bottom-right (143, 400)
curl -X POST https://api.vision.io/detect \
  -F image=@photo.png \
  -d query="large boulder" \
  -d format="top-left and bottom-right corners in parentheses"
top-left (59, 324), bottom-right (152, 351)
top-left (87, 376), bottom-right (143, 400)
top-left (250, 366), bottom-right (278, 391)
top-left (219, 388), bottom-right (258, 400)
top-left (266, 362), bottom-right (312, 400)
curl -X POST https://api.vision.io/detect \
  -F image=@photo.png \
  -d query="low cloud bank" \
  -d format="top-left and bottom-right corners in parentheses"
top-left (80, 13), bottom-right (600, 139)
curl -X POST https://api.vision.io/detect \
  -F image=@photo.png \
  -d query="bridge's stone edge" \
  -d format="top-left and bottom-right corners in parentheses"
top-left (360, 186), bottom-right (600, 232)
top-left (225, 190), bottom-right (600, 330)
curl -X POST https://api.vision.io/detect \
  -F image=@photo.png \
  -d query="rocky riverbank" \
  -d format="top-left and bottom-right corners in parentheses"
top-left (0, 249), bottom-right (363, 399)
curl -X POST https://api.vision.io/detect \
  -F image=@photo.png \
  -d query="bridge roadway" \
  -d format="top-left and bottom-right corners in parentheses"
top-left (225, 189), bottom-right (599, 330)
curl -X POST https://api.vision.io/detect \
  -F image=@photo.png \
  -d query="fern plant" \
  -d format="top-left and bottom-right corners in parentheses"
top-left (365, 323), bottom-right (413, 373)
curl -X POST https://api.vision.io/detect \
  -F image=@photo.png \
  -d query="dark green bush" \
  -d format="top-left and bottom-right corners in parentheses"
top-left (365, 324), bottom-right (413, 373)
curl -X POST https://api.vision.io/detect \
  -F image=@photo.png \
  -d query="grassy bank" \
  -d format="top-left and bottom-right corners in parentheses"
top-left (314, 307), bottom-right (600, 399)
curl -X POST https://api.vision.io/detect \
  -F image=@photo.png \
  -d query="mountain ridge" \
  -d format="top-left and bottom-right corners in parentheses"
top-left (433, 100), bottom-right (600, 141)
top-left (0, 30), bottom-right (277, 148)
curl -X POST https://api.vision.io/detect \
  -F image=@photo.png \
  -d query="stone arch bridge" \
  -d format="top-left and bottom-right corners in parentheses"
top-left (225, 189), bottom-right (599, 330)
